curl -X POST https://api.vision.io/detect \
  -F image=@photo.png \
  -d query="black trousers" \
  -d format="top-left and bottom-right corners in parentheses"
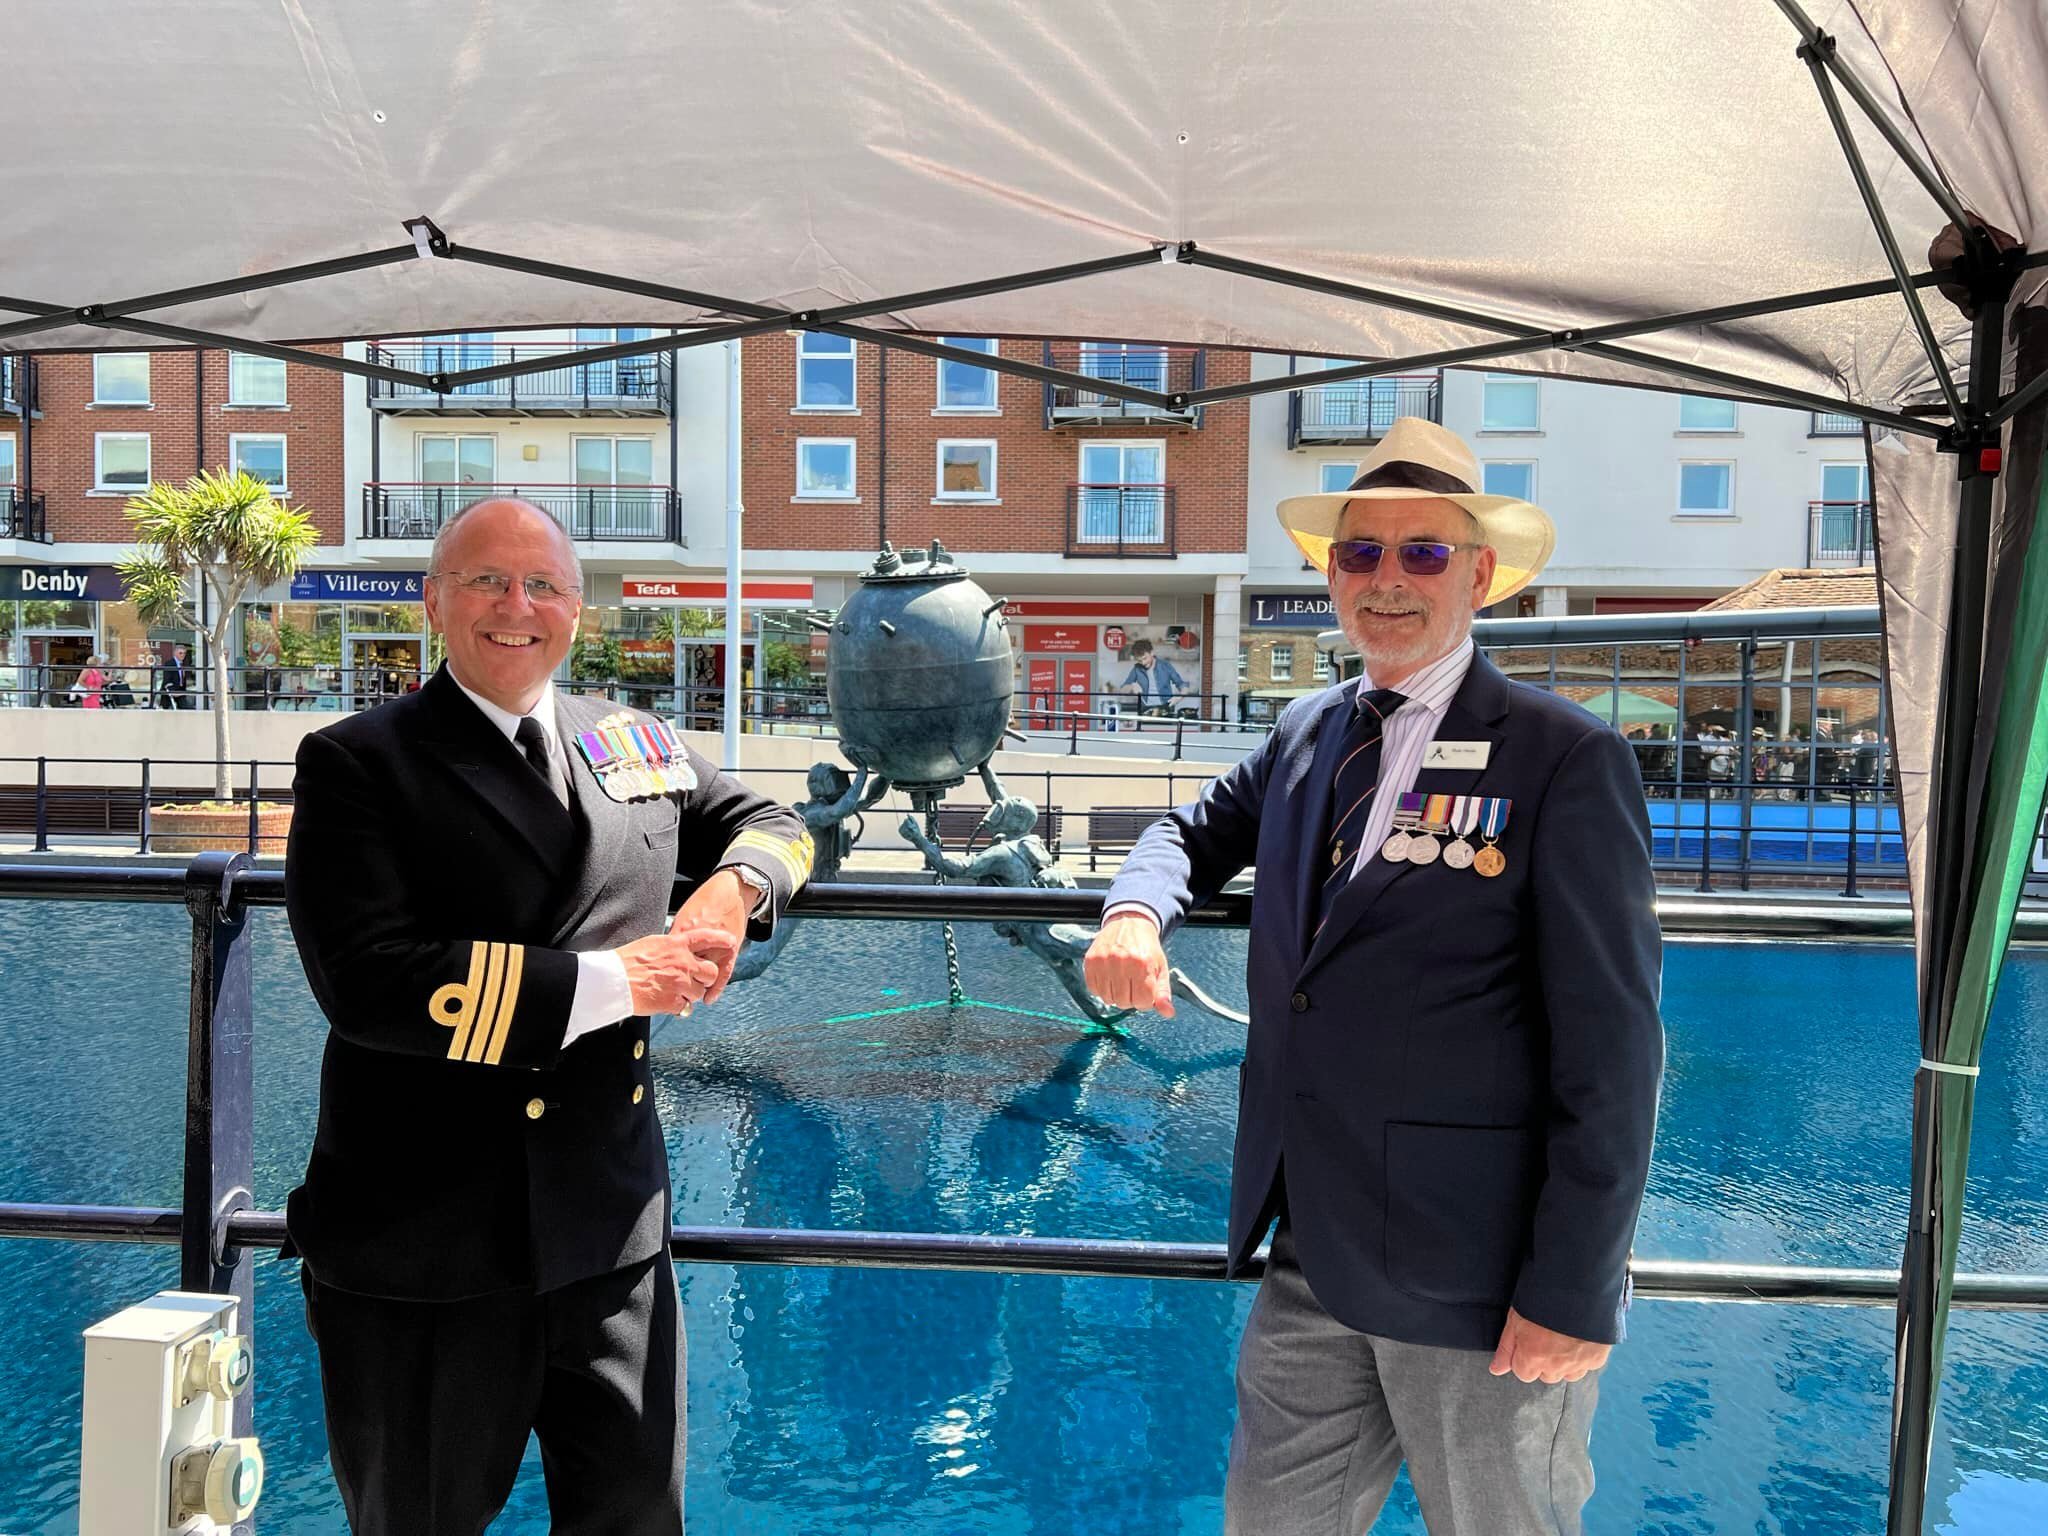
top-left (302, 1255), bottom-right (685, 1535)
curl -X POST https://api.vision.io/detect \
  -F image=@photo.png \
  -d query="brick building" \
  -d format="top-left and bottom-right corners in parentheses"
top-left (1, 347), bottom-right (347, 702)
top-left (739, 333), bottom-right (1252, 721)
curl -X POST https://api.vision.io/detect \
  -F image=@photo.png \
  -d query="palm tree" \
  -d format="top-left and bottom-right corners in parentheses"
top-left (118, 469), bottom-right (319, 802)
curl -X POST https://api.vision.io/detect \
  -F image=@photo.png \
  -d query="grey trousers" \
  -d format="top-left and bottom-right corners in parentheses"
top-left (1224, 1226), bottom-right (1599, 1536)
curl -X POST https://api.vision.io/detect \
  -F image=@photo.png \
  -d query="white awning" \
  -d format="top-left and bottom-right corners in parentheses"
top-left (1, 0), bottom-right (2038, 419)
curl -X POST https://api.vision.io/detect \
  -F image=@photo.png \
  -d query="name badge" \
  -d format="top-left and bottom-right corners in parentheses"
top-left (1422, 740), bottom-right (1492, 770)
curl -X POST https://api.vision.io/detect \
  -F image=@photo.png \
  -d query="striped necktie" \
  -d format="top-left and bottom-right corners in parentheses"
top-left (1312, 687), bottom-right (1407, 934)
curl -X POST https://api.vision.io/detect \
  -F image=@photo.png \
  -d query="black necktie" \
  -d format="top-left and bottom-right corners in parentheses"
top-left (1311, 687), bottom-right (1407, 936)
top-left (514, 716), bottom-right (568, 808)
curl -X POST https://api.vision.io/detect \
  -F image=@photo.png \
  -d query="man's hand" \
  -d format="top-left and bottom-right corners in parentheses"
top-left (616, 931), bottom-right (724, 1016)
top-left (1083, 913), bottom-right (1175, 1017)
top-left (1487, 1308), bottom-right (1610, 1384)
top-left (667, 868), bottom-right (753, 1004)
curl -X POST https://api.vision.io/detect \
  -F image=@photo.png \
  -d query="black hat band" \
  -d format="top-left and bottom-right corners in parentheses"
top-left (1347, 460), bottom-right (1475, 497)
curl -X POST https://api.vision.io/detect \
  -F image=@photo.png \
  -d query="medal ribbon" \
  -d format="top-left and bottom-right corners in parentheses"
top-left (1479, 798), bottom-right (1511, 840)
top-left (1450, 796), bottom-right (1482, 838)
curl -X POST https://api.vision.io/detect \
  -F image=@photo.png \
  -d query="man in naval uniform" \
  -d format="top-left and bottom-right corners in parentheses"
top-left (283, 497), bottom-right (813, 1534)
top-left (1085, 418), bottom-right (1664, 1535)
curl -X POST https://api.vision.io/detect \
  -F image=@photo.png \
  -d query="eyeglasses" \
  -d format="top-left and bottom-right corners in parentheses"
top-left (1328, 540), bottom-right (1482, 577)
top-left (431, 571), bottom-right (582, 605)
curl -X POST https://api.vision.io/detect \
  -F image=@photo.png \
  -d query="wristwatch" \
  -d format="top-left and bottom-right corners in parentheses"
top-left (730, 862), bottom-right (772, 916)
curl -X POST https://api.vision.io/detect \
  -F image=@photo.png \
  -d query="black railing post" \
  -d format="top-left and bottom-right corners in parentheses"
top-left (139, 758), bottom-right (152, 853)
top-left (33, 756), bottom-right (49, 852)
top-left (246, 759), bottom-right (260, 854)
top-left (1845, 782), bottom-right (1863, 898)
top-left (1695, 781), bottom-right (1715, 894)
top-left (181, 852), bottom-right (257, 1451)
top-left (1173, 716), bottom-right (1186, 761)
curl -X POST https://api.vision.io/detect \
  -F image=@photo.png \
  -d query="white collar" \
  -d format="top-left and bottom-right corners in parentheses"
top-left (1357, 637), bottom-right (1474, 709)
top-left (451, 672), bottom-right (561, 754)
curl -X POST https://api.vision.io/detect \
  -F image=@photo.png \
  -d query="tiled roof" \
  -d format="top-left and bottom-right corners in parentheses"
top-left (1700, 568), bottom-right (1879, 612)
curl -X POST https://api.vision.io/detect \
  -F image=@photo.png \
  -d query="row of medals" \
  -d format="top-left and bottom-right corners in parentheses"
top-left (1379, 797), bottom-right (1508, 877)
top-left (1382, 823), bottom-right (1506, 877)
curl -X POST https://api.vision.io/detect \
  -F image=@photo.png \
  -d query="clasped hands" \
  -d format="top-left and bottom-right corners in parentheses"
top-left (618, 868), bottom-right (754, 1015)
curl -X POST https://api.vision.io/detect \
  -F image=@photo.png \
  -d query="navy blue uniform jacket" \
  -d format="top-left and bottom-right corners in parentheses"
top-left (1109, 651), bottom-right (1663, 1349)
top-left (284, 666), bottom-right (813, 1301)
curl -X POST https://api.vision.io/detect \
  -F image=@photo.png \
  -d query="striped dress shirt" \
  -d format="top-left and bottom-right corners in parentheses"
top-left (1343, 637), bottom-right (1475, 879)
top-left (1103, 638), bottom-right (1475, 929)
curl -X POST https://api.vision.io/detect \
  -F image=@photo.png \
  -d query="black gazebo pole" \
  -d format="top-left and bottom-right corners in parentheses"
top-left (1885, 248), bottom-right (2013, 1535)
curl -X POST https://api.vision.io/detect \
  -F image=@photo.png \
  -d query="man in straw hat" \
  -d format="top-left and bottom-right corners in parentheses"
top-left (1086, 416), bottom-right (1663, 1534)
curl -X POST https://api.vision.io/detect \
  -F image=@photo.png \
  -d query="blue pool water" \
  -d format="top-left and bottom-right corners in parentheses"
top-left (2, 900), bottom-right (2046, 1534)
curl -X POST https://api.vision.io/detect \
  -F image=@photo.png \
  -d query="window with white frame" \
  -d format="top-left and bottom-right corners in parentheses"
top-left (1313, 648), bottom-right (1331, 681)
top-left (1480, 373), bottom-right (1539, 431)
top-left (1678, 461), bottom-right (1734, 515)
top-left (1270, 643), bottom-right (1294, 682)
top-left (1318, 461), bottom-right (1360, 493)
top-left (936, 337), bottom-right (999, 410)
top-left (230, 434), bottom-right (287, 491)
top-left (0, 434), bottom-right (14, 489)
top-left (95, 433), bottom-right (151, 491)
top-left (1237, 645), bottom-right (1248, 680)
top-left (796, 333), bottom-right (856, 409)
top-left (228, 353), bottom-right (287, 407)
top-left (796, 438), bottom-right (857, 498)
top-left (1076, 441), bottom-right (1165, 543)
top-left (94, 353), bottom-right (151, 406)
top-left (1678, 394), bottom-right (1738, 432)
top-left (936, 440), bottom-right (997, 500)
top-left (1482, 461), bottom-right (1536, 501)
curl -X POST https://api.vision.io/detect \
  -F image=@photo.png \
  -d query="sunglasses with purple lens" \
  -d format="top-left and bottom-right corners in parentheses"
top-left (1329, 539), bottom-right (1482, 576)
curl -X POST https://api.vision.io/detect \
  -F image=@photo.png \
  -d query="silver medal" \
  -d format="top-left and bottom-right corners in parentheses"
top-left (1380, 830), bottom-right (1413, 862)
top-left (1443, 838), bottom-right (1475, 870)
top-left (1405, 832), bottom-right (1441, 865)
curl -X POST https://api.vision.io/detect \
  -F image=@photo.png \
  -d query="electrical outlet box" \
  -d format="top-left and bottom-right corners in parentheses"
top-left (80, 1291), bottom-right (264, 1535)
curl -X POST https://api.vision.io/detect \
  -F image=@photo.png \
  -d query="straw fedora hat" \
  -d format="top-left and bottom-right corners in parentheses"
top-left (1277, 416), bottom-right (1555, 607)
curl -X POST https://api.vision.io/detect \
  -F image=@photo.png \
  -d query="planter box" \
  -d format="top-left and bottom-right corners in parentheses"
top-left (149, 802), bottom-right (294, 856)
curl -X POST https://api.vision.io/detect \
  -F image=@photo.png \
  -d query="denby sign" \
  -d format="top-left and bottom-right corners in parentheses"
top-left (0, 565), bottom-right (127, 600)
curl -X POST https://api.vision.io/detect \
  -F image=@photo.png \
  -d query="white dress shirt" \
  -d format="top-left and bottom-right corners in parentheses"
top-left (1105, 637), bottom-right (1476, 930)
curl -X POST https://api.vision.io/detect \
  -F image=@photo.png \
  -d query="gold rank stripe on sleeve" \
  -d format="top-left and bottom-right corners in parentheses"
top-left (728, 827), bottom-right (815, 888)
top-left (428, 941), bottom-right (527, 1064)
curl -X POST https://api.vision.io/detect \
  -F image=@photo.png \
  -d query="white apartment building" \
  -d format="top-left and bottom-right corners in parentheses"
top-left (1238, 358), bottom-right (1874, 714)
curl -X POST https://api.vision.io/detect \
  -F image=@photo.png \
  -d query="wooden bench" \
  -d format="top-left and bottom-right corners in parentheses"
top-left (0, 783), bottom-right (299, 842)
top-left (1085, 807), bottom-right (1174, 870)
top-left (929, 803), bottom-right (1065, 858)
top-left (0, 784), bottom-right (148, 837)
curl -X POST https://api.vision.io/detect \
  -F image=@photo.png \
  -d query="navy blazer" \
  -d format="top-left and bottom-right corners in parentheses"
top-left (1109, 651), bottom-right (1663, 1350)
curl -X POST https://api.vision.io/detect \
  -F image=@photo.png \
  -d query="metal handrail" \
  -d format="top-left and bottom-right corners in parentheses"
top-left (4, 863), bottom-right (2037, 943)
top-left (1064, 482), bottom-right (1177, 557)
top-left (365, 342), bottom-right (673, 412)
top-left (361, 481), bottom-right (683, 542)
top-left (0, 1201), bottom-right (2040, 1310)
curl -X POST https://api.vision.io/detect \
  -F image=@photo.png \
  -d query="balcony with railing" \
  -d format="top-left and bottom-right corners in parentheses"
top-left (0, 354), bottom-right (37, 416)
top-left (1043, 345), bottom-right (1204, 428)
top-left (366, 343), bottom-right (673, 416)
top-left (1287, 372), bottom-right (1442, 447)
top-left (1064, 483), bottom-right (1176, 558)
top-left (1807, 499), bottom-right (1875, 566)
top-left (2, 488), bottom-right (49, 542)
top-left (1810, 410), bottom-right (1864, 436)
top-left (362, 483), bottom-right (683, 543)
